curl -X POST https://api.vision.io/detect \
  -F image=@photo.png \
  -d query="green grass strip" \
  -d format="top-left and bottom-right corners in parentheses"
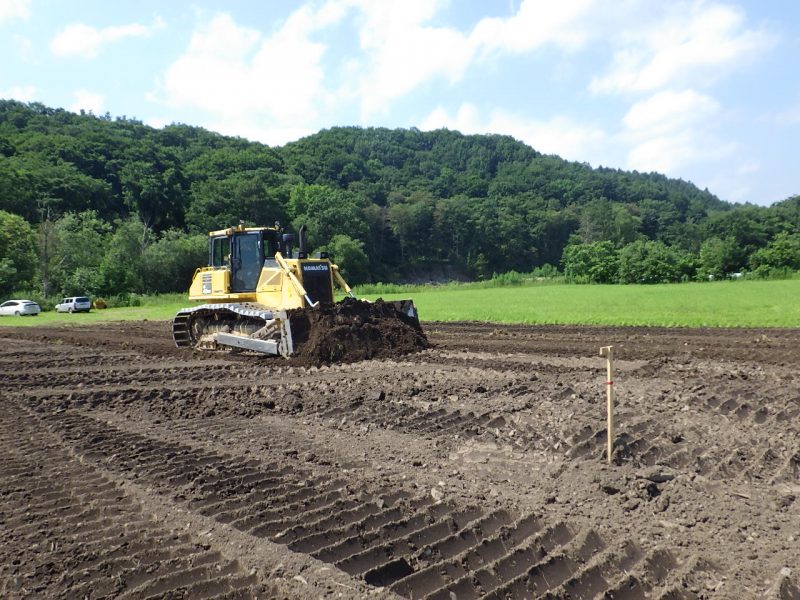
top-left (2, 279), bottom-right (798, 329)
top-left (363, 279), bottom-right (800, 328)
top-left (0, 301), bottom-right (189, 327)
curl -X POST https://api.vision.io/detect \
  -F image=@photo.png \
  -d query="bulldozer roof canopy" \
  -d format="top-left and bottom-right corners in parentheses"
top-left (208, 225), bottom-right (280, 237)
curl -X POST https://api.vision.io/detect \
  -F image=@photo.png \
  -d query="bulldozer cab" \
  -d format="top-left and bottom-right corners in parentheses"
top-left (209, 227), bottom-right (281, 293)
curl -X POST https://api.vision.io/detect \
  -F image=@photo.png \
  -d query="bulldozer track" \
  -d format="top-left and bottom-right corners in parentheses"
top-left (1, 322), bottom-right (798, 598)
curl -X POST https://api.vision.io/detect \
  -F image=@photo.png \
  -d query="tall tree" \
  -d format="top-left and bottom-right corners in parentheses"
top-left (0, 210), bottom-right (37, 294)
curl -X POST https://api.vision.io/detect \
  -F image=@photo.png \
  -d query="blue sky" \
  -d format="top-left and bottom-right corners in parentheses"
top-left (1, 0), bottom-right (798, 206)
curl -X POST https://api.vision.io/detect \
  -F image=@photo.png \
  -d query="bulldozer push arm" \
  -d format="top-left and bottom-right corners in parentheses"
top-left (274, 252), bottom-right (318, 308)
top-left (332, 264), bottom-right (356, 298)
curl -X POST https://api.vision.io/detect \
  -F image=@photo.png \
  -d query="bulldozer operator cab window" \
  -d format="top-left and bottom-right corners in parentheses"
top-left (211, 236), bottom-right (231, 268)
top-left (232, 232), bottom-right (262, 292)
top-left (263, 231), bottom-right (280, 260)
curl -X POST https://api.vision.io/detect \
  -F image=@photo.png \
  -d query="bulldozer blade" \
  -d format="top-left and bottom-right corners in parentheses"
top-left (214, 332), bottom-right (281, 355)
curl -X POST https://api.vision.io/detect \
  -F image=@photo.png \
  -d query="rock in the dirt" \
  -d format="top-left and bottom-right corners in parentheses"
top-left (600, 483), bottom-right (621, 495)
top-left (773, 493), bottom-right (796, 510)
top-left (371, 390), bottom-right (386, 402)
top-left (637, 466), bottom-right (676, 483)
top-left (431, 487), bottom-right (444, 502)
top-left (622, 498), bottom-right (641, 511)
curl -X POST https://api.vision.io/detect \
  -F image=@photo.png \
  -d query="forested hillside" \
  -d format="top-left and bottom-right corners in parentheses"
top-left (1, 99), bottom-right (798, 298)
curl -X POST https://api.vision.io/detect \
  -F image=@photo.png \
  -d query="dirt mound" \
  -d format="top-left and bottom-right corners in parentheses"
top-left (288, 297), bottom-right (429, 364)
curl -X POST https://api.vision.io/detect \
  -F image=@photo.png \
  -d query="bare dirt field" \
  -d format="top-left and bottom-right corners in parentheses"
top-left (1, 320), bottom-right (798, 599)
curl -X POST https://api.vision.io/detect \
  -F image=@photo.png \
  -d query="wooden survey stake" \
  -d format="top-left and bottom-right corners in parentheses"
top-left (600, 346), bottom-right (615, 464)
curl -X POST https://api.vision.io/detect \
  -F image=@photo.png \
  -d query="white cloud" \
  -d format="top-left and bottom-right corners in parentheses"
top-left (352, 0), bottom-right (473, 118)
top-left (591, 2), bottom-right (776, 95)
top-left (703, 170), bottom-right (752, 203)
top-left (205, 117), bottom-right (316, 149)
top-left (471, 0), bottom-right (595, 55)
top-left (623, 89), bottom-right (719, 136)
top-left (0, 0), bottom-right (30, 23)
top-left (151, 0), bottom-right (776, 167)
top-left (51, 17), bottom-right (165, 59)
top-left (621, 88), bottom-right (735, 174)
top-left (156, 0), bottom-right (602, 140)
top-left (421, 102), bottom-right (607, 162)
top-left (159, 14), bottom-right (261, 115)
top-left (626, 133), bottom-right (737, 175)
top-left (157, 7), bottom-right (347, 145)
top-left (353, 0), bottom-right (599, 117)
top-left (347, 0), bottom-right (774, 119)
top-left (0, 84), bottom-right (37, 101)
top-left (69, 89), bottom-right (105, 114)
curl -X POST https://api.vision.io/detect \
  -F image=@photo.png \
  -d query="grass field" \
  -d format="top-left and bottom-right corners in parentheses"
top-left (0, 296), bottom-right (189, 327)
top-left (1, 279), bottom-right (798, 328)
top-left (361, 279), bottom-right (800, 328)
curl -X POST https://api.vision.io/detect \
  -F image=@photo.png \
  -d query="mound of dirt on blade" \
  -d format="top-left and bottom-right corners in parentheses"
top-left (288, 298), bottom-right (429, 364)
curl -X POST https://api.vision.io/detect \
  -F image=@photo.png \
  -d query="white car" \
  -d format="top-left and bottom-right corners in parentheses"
top-left (0, 299), bottom-right (41, 316)
top-left (55, 296), bottom-right (92, 313)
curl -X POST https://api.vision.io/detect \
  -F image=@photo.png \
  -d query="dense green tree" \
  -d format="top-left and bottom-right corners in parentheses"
top-left (749, 232), bottom-right (800, 274)
top-left (318, 234), bottom-right (370, 285)
top-left (617, 240), bottom-right (690, 284)
top-left (0, 210), bottom-right (37, 293)
top-left (0, 155), bottom-right (112, 221)
top-left (119, 157), bottom-right (186, 232)
top-left (49, 211), bottom-right (111, 294)
top-left (187, 169), bottom-right (288, 233)
top-left (532, 209), bottom-right (580, 266)
top-left (184, 146), bottom-right (284, 182)
top-left (432, 195), bottom-right (479, 264)
top-left (140, 230), bottom-right (207, 293)
top-left (697, 237), bottom-right (741, 279)
top-left (703, 206), bottom-right (772, 259)
top-left (578, 199), bottom-right (616, 243)
top-left (562, 241), bottom-right (618, 283)
top-left (387, 193), bottom-right (436, 262)
top-left (98, 218), bottom-right (147, 295)
top-left (60, 266), bottom-right (104, 296)
top-left (1, 99), bottom-right (798, 290)
top-left (288, 184), bottom-right (369, 250)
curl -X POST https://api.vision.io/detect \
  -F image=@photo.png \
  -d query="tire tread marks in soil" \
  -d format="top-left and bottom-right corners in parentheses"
top-left (28, 408), bottom-right (715, 599)
top-left (1, 322), bottom-right (797, 599)
top-left (0, 401), bottom-right (270, 600)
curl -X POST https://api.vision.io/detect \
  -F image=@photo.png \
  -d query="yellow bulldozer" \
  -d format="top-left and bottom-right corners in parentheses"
top-left (172, 223), bottom-right (420, 358)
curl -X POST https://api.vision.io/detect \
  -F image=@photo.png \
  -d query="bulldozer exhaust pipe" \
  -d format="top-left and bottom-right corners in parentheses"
top-left (298, 224), bottom-right (307, 259)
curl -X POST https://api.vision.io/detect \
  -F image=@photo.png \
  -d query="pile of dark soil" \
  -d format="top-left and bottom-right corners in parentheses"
top-left (288, 298), bottom-right (429, 364)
